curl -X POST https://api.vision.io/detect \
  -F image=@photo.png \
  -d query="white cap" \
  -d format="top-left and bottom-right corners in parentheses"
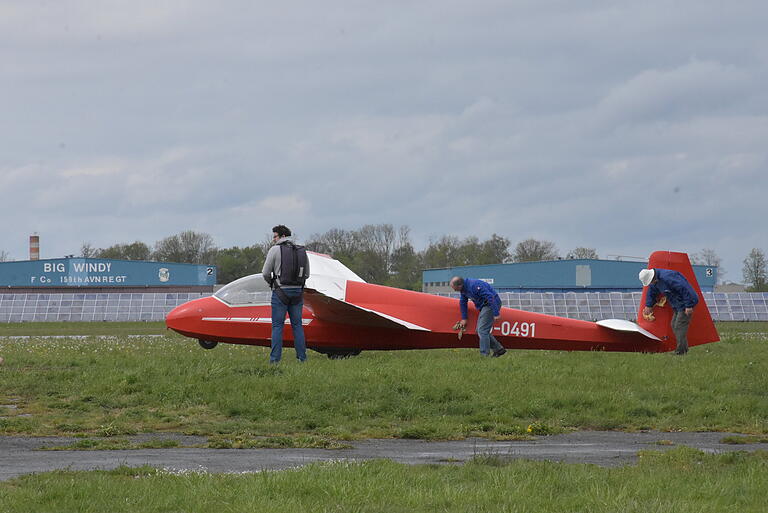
top-left (638, 269), bottom-right (655, 287)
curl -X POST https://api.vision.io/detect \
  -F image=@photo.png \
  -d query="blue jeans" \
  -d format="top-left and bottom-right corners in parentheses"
top-left (270, 288), bottom-right (307, 362)
top-left (477, 306), bottom-right (504, 356)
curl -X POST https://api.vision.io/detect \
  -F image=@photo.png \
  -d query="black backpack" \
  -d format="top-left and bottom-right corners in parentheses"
top-left (278, 241), bottom-right (308, 287)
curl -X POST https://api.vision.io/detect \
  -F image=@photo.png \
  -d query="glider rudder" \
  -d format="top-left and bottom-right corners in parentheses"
top-left (636, 251), bottom-right (719, 351)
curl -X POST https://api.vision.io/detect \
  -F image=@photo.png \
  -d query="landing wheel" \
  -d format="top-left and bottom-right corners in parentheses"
top-left (198, 340), bottom-right (218, 350)
top-left (326, 349), bottom-right (362, 360)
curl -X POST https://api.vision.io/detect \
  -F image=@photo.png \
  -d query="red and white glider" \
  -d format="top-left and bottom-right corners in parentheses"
top-left (166, 251), bottom-right (719, 357)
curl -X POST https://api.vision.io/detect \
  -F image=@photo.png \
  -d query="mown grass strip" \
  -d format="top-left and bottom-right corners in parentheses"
top-left (721, 435), bottom-right (768, 445)
top-left (1, 448), bottom-right (767, 513)
top-left (40, 435), bottom-right (350, 451)
top-left (40, 438), bottom-right (181, 451)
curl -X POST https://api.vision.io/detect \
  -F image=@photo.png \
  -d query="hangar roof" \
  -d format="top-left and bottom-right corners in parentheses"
top-left (422, 258), bottom-right (717, 292)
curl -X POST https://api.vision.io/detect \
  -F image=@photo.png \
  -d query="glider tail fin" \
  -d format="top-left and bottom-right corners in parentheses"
top-left (636, 251), bottom-right (719, 351)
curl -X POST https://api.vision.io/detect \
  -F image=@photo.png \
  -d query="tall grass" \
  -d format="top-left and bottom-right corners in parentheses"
top-left (0, 323), bottom-right (766, 438)
top-left (1, 449), bottom-right (767, 512)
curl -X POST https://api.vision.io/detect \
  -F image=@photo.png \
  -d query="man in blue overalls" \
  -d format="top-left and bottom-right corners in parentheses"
top-left (639, 268), bottom-right (699, 355)
top-left (450, 276), bottom-right (506, 357)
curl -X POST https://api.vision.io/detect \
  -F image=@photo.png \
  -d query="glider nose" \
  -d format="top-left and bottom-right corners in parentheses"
top-left (165, 300), bottom-right (205, 333)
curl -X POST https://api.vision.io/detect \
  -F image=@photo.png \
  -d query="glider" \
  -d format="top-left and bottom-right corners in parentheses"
top-left (166, 250), bottom-right (719, 358)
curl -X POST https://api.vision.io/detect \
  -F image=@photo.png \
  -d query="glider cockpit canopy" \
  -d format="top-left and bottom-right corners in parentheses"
top-left (214, 252), bottom-right (366, 306)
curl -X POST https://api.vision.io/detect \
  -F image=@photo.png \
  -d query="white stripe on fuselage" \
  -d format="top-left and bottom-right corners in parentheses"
top-left (202, 317), bottom-right (312, 325)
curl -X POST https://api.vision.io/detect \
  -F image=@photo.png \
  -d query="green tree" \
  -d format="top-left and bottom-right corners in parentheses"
top-left (452, 236), bottom-right (483, 266)
top-left (97, 241), bottom-right (152, 261)
top-left (478, 234), bottom-right (511, 264)
top-left (742, 248), bottom-right (768, 291)
top-left (423, 235), bottom-right (462, 269)
top-left (215, 245), bottom-right (266, 284)
top-left (513, 238), bottom-right (559, 262)
top-left (388, 242), bottom-right (423, 290)
top-left (423, 234), bottom-right (511, 269)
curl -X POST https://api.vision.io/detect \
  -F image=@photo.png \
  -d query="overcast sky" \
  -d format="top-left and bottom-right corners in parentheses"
top-left (2, 1), bottom-right (766, 283)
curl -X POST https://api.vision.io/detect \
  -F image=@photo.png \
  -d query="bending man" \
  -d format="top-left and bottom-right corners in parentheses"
top-left (450, 276), bottom-right (506, 357)
top-left (639, 268), bottom-right (699, 355)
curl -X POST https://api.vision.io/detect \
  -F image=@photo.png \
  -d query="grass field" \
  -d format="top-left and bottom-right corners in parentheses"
top-left (1, 322), bottom-right (767, 511)
top-left (1, 448), bottom-right (767, 512)
top-left (1, 322), bottom-right (766, 439)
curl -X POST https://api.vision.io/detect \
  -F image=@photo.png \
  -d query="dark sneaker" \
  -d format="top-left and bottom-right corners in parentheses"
top-left (492, 348), bottom-right (507, 358)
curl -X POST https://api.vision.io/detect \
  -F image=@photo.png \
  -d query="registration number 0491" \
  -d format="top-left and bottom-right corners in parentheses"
top-left (499, 321), bottom-right (536, 337)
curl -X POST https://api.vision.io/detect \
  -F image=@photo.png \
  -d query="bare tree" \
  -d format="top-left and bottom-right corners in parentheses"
top-left (691, 248), bottom-right (725, 284)
top-left (257, 235), bottom-right (275, 258)
top-left (566, 247), bottom-right (598, 259)
top-left (743, 248), bottom-right (767, 291)
top-left (306, 228), bottom-right (355, 258)
top-left (306, 224), bottom-right (411, 283)
top-left (0, 250), bottom-right (9, 262)
top-left (513, 238), bottom-right (559, 262)
top-left (80, 242), bottom-right (99, 258)
top-left (154, 230), bottom-right (217, 264)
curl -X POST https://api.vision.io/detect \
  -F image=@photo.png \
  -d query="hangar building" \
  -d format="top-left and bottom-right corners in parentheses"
top-left (0, 258), bottom-right (216, 322)
top-left (421, 258), bottom-right (768, 322)
top-left (422, 258), bottom-right (717, 294)
top-left (1, 257), bottom-right (216, 293)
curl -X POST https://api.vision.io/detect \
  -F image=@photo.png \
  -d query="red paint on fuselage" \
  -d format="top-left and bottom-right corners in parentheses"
top-left (166, 287), bottom-right (663, 353)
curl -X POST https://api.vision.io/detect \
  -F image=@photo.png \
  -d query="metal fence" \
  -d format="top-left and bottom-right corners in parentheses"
top-left (1, 291), bottom-right (767, 323)
top-left (0, 292), bottom-right (210, 322)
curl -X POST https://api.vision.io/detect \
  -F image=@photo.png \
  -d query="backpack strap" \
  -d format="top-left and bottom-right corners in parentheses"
top-left (273, 285), bottom-right (302, 306)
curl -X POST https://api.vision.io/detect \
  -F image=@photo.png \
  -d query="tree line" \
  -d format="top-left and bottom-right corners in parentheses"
top-left (74, 226), bottom-right (600, 289)
top-left (79, 231), bottom-right (266, 285)
top-left (59, 225), bottom-right (768, 291)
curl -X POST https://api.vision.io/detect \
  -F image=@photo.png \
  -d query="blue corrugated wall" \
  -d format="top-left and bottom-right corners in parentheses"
top-left (423, 259), bottom-right (717, 292)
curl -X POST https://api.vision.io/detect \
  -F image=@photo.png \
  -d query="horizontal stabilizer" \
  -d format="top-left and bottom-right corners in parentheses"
top-left (596, 319), bottom-right (661, 340)
top-left (304, 289), bottom-right (429, 331)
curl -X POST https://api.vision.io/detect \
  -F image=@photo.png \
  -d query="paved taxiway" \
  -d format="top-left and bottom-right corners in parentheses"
top-left (3, 431), bottom-right (767, 480)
